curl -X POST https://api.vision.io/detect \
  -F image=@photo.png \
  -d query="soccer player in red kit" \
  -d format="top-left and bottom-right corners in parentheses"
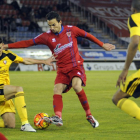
top-left (2, 11), bottom-right (115, 128)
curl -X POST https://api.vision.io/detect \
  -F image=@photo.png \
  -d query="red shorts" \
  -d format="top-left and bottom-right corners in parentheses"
top-left (55, 65), bottom-right (86, 93)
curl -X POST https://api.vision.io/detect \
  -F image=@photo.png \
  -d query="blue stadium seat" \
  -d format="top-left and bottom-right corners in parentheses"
top-left (24, 27), bottom-right (29, 31)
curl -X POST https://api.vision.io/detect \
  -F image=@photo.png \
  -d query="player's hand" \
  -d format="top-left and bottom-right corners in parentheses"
top-left (44, 54), bottom-right (58, 66)
top-left (116, 69), bottom-right (128, 87)
top-left (102, 43), bottom-right (115, 51)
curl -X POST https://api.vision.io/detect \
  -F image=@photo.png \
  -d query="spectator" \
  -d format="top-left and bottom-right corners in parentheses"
top-left (61, 2), bottom-right (71, 12)
top-left (10, 0), bottom-right (22, 15)
top-left (34, 10), bottom-right (41, 19)
top-left (21, 5), bottom-right (32, 19)
top-left (4, 15), bottom-right (12, 24)
top-left (82, 23), bottom-right (90, 32)
top-left (0, 16), bottom-right (4, 31)
top-left (15, 15), bottom-right (22, 26)
top-left (81, 38), bottom-right (90, 48)
top-left (28, 19), bottom-right (42, 32)
top-left (10, 20), bottom-right (17, 31)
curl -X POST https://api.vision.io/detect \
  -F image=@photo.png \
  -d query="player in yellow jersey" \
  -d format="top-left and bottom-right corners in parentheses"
top-left (0, 38), bottom-right (56, 132)
top-left (112, 0), bottom-right (140, 121)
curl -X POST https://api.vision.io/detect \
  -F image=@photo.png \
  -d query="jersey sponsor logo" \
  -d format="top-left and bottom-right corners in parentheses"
top-left (77, 72), bottom-right (81, 75)
top-left (67, 25), bottom-right (73, 27)
top-left (3, 60), bottom-right (7, 64)
top-left (66, 31), bottom-right (71, 37)
top-left (54, 41), bottom-right (73, 54)
top-left (52, 38), bottom-right (56, 42)
top-left (0, 69), bottom-right (7, 74)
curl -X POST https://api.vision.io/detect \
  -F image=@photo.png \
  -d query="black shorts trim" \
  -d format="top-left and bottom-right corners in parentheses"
top-left (0, 89), bottom-right (4, 95)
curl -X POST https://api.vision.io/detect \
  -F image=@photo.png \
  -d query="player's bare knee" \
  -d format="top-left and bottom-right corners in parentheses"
top-left (16, 86), bottom-right (23, 93)
top-left (4, 121), bottom-right (15, 128)
top-left (53, 87), bottom-right (62, 94)
top-left (6, 123), bottom-right (15, 128)
top-left (112, 95), bottom-right (118, 105)
top-left (72, 84), bottom-right (81, 92)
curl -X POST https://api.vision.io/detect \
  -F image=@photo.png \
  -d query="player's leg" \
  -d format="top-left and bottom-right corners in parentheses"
top-left (4, 85), bottom-right (36, 132)
top-left (112, 89), bottom-right (140, 120)
top-left (0, 132), bottom-right (8, 140)
top-left (53, 83), bottom-right (67, 118)
top-left (1, 112), bottom-right (15, 128)
top-left (72, 77), bottom-right (99, 128)
top-left (72, 77), bottom-right (91, 116)
top-left (112, 70), bottom-right (140, 120)
top-left (0, 85), bottom-right (16, 128)
top-left (44, 71), bottom-right (68, 126)
top-left (44, 83), bottom-right (67, 126)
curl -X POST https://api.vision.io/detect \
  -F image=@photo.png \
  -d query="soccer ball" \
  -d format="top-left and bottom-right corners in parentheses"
top-left (34, 113), bottom-right (50, 129)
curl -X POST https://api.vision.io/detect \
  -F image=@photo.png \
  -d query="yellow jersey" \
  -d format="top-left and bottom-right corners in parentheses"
top-left (127, 13), bottom-right (140, 50)
top-left (0, 50), bottom-right (23, 85)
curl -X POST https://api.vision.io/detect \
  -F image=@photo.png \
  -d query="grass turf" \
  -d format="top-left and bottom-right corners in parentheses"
top-left (1, 70), bottom-right (140, 140)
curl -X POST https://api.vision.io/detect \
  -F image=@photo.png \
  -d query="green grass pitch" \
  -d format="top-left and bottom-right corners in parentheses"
top-left (1, 70), bottom-right (140, 140)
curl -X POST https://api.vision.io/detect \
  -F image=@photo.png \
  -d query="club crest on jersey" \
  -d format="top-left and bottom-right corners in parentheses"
top-left (3, 60), bottom-right (7, 64)
top-left (66, 31), bottom-right (71, 37)
top-left (52, 38), bottom-right (56, 42)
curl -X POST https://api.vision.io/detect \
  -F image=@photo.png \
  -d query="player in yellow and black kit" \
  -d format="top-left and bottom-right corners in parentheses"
top-left (112, 0), bottom-right (140, 121)
top-left (0, 38), bottom-right (56, 132)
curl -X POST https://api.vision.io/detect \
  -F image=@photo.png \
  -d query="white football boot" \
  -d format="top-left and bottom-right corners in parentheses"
top-left (20, 123), bottom-right (36, 132)
top-left (87, 115), bottom-right (99, 128)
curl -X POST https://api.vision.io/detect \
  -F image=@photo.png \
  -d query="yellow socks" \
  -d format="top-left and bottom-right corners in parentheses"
top-left (0, 119), bottom-right (5, 127)
top-left (15, 92), bottom-right (29, 125)
top-left (117, 98), bottom-right (140, 120)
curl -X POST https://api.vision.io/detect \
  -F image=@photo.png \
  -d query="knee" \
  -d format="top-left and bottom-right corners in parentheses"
top-left (6, 124), bottom-right (15, 128)
top-left (16, 86), bottom-right (23, 93)
top-left (53, 87), bottom-right (62, 94)
top-left (112, 94), bottom-right (119, 105)
top-left (112, 96), bottom-right (117, 105)
top-left (72, 84), bottom-right (81, 92)
top-left (5, 122), bottom-right (15, 128)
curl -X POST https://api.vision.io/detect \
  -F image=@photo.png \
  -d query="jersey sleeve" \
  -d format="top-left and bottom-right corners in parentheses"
top-left (33, 32), bottom-right (49, 45)
top-left (128, 16), bottom-right (140, 37)
top-left (8, 33), bottom-right (49, 49)
top-left (72, 26), bottom-right (103, 47)
top-left (8, 39), bottom-right (34, 49)
top-left (7, 50), bottom-right (23, 63)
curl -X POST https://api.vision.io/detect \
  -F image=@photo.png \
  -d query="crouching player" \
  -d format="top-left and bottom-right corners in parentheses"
top-left (0, 38), bottom-right (56, 132)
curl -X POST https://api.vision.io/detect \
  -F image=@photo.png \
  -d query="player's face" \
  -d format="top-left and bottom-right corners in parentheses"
top-left (47, 19), bottom-right (62, 33)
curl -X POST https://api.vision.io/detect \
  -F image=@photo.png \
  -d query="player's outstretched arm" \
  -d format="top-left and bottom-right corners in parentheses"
top-left (102, 43), bottom-right (115, 51)
top-left (22, 55), bottom-right (57, 66)
top-left (116, 35), bottom-right (140, 87)
top-left (2, 39), bottom-right (34, 50)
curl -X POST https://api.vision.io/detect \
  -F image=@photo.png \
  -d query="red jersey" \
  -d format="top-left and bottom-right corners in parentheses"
top-left (8, 25), bottom-right (103, 69)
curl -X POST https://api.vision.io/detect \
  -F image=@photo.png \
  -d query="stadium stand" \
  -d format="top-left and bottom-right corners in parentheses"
top-left (0, 0), bottom-right (131, 49)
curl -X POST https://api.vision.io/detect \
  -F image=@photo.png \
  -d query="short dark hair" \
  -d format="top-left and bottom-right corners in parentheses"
top-left (0, 38), bottom-right (2, 43)
top-left (132, 0), bottom-right (140, 11)
top-left (46, 11), bottom-right (61, 22)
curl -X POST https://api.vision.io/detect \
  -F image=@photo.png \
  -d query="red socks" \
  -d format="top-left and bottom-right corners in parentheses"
top-left (53, 89), bottom-right (91, 118)
top-left (76, 89), bottom-right (92, 117)
top-left (53, 94), bottom-right (63, 118)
